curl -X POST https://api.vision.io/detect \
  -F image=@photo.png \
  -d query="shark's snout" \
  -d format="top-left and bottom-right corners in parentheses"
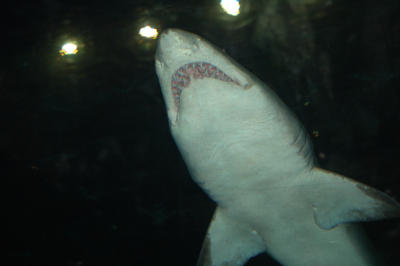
top-left (163, 29), bottom-right (200, 50)
top-left (156, 29), bottom-right (200, 66)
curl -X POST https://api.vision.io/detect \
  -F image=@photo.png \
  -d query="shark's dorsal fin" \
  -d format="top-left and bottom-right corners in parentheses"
top-left (197, 207), bottom-right (265, 266)
top-left (309, 167), bottom-right (400, 230)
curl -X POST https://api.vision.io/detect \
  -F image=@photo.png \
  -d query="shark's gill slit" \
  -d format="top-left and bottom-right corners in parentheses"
top-left (171, 62), bottom-right (240, 107)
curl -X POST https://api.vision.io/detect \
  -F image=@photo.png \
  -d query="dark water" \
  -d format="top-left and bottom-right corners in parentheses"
top-left (3, 0), bottom-right (400, 265)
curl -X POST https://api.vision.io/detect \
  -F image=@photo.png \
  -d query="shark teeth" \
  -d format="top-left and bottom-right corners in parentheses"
top-left (171, 62), bottom-right (240, 108)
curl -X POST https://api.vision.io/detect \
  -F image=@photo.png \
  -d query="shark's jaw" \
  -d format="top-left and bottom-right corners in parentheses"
top-left (170, 62), bottom-right (241, 109)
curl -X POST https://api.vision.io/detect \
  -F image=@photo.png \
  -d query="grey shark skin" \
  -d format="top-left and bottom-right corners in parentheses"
top-left (155, 29), bottom-right (400, 266)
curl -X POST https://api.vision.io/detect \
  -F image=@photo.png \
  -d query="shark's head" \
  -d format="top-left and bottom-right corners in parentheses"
top-left (155, 29), bottom-right (309, 181)
top-left (155, 29), bottom-right (259, 127)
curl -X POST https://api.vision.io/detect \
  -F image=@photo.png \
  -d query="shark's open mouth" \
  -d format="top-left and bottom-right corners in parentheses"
top-left (171, 62), bottom-right (240, 108)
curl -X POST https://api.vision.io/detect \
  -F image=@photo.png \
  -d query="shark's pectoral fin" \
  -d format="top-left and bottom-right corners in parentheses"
top-left (309, 167), bottom-right (400, 230)
top-left (197, 207), bottom-right (265, 266)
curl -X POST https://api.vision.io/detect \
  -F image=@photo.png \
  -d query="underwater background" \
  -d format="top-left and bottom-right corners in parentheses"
top-left (3, 0), bottom-right (400, 265)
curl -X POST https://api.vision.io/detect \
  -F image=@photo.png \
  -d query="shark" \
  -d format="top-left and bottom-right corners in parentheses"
top-left (154, 28), bottom-right (400, 266)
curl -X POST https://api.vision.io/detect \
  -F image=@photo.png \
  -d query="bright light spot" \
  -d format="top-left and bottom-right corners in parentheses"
top-left (220, 0), bottom-right (240, 16)
top-left (59, 42), bottom-right (78, 56)
top-left (139, 26), bottom-right (158, 39)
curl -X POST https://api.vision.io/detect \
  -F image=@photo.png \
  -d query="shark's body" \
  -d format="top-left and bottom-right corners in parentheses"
top-left (155, 29), bottom-right (400, 266)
